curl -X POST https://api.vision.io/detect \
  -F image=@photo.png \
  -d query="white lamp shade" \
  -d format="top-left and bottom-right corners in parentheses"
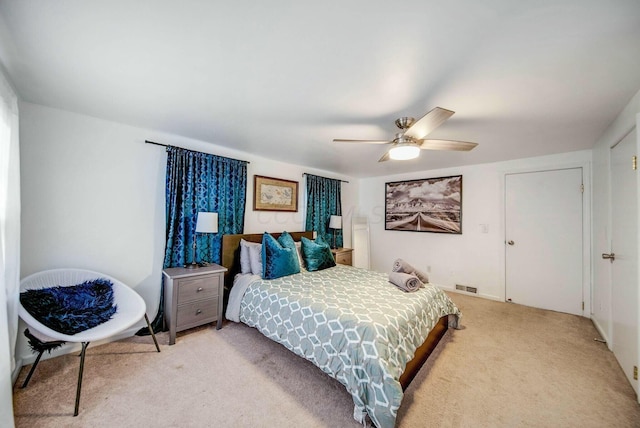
top-left (329, 215), bottom-right (342, 229)
top-left (196, 212), bottom-right (218, 233)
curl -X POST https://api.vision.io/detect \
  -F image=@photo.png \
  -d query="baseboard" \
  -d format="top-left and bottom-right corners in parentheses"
top-left (12, 358), bottom-right (23, 385)
top-left (435, 283), bottom-right (502, 302)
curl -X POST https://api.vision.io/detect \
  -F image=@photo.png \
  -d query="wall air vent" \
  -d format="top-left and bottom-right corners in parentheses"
top-left (455, 284), bottom-right (478, 294)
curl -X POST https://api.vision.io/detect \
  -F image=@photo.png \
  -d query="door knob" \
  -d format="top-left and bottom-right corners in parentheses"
top-left (602, 253), bottom-right (615, 261)
top-left (507, 240), bottom-right (515, 246)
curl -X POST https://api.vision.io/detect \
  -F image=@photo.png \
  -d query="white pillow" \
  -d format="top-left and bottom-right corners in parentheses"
top-left (240, 239), bottom-right (262, 275)
top-left (294, 241), bottom-right (306, 271)
top-left (239, 239), bottom-right (251, 274)
top-left (248, 243), bottom-right (263, 275)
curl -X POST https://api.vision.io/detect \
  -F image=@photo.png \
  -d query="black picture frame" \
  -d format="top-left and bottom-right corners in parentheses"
top-left (385, 175), bottom-right (462, 234)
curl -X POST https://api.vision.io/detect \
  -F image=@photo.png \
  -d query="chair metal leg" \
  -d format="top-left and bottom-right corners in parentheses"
top-left (145, 314), bottom-right (161, 352)
top-left (74, 342), bottom-right (90, 416)
top-left (21, 349), bottom-right (45, 388)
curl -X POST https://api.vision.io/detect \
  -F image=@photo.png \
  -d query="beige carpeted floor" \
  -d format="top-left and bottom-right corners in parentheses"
top-left (12, 293), bottom-right (640, 427)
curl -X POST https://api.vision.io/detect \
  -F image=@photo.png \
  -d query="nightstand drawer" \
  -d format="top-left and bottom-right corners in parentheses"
top-left (178, 276), bottom-right (219, 303)
top-left (334, 252), bottom-right (352, 266)
top-left (176, 298), bottom-right (218, 328)
top-left (331, 248), bottom-right (353, 266)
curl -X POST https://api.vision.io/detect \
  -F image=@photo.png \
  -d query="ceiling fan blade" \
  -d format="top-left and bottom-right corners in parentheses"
top-left (419, 139), bottom-right (478, 151)
top-left (403, 107), bottom-right (454, 140)
top-left (333, 139), bottom-right (390, 144)
top-left (378, 151), bottom-right (391, 162)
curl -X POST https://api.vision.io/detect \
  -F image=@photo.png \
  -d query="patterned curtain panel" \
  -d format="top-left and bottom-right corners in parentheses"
top-left (305, 174), bottom-right (342, 247)
top-left (140, 146), bottom-right (247, 334)
top-left (164, 146), bottom-right (247, 267)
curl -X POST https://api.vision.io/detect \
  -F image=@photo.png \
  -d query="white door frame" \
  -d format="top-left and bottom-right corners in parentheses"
top-left (499, 161), bottom-right (592, 316)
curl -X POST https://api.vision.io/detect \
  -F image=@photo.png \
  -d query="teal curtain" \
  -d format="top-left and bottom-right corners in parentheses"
top-left (305, 174), bottom-right (342, 248)
top-left (164, 146), bottom-right (247, 267)
top-left (139, 146), bottom-right (247, 335)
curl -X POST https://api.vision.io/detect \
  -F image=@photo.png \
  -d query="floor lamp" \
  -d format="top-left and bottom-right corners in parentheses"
top-left (187, 212), bottom-right (218, 269)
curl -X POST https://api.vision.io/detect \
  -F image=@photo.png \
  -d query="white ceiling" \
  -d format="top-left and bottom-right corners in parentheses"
top-left (1, 1), bottom-right (639, 178)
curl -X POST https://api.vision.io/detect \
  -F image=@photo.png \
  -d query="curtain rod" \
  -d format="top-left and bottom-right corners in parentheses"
top-left (145, 140), bottom-right (250, 164)
top-left (302, 172), bottom-right (349, 184)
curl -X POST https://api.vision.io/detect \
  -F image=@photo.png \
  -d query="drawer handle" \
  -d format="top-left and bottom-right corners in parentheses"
top-left (197, 287), bottom-right (203, 292)
top-left (195, 309), bottom-right (202, 315)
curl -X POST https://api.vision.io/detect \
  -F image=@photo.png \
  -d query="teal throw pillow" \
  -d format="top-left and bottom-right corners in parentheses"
top-left (301, 235), bottom-right (336, 272)
top-left (278, 231), bottom-right (297, 250)
top-left (277, 231), bottom-right (302, 267)
top-left (261, 232), bottom-right (301, 279)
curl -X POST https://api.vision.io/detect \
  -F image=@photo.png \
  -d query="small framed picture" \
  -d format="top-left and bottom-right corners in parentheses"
top-left (253, 175), bottom-right (298, 212)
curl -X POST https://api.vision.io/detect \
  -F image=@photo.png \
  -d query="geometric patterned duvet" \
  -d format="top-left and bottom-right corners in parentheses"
top-left (238, 264), bottom-right (461, 428)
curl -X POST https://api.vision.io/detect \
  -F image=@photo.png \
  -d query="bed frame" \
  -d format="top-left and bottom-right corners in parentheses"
top-left (221, 232), bottom-right (449, 391)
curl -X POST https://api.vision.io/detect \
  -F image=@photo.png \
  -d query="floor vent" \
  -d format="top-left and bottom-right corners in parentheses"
top-left (455, 284), bottom-right (478, 294)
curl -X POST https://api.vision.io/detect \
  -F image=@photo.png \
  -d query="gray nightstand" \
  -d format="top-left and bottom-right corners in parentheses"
top-left (163, 264), bottom-right (227, 345)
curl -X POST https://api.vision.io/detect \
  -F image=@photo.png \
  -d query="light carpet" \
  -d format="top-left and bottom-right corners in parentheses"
top-left (12, 293), bottom-right (640, 427)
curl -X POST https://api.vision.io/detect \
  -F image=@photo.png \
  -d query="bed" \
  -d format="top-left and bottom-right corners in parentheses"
top-left (222, 232), bottom-right (461, 428)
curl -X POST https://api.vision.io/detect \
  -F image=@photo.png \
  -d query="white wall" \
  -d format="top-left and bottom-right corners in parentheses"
top-left (591, 88), bottom-right (640, 343)
top-left (357, 150), bottom-right (592, 303)
top-left (18, 102), bottom-right (357, 362)
top-left (0, 63), bottom-right (18, 428)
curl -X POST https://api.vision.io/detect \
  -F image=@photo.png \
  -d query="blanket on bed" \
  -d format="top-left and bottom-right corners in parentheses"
top-left (227, 265), bottom-right (461, 428)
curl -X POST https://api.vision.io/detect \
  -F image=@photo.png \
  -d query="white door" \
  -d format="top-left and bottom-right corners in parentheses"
top-left (505, 168), bottom-right (583, 315)
top-left (610, 128), bottom-right (638, 395)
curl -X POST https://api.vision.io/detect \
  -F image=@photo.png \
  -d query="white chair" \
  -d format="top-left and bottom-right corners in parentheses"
top-left (19, 268), bottom-right (160, 416)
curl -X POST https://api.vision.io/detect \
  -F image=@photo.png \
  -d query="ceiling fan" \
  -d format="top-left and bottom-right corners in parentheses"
top-left (333, 107), bottom-right (478, 162)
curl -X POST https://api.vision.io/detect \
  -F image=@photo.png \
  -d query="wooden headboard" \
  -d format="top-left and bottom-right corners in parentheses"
top-left (221, 231), bottom-right (314, 289)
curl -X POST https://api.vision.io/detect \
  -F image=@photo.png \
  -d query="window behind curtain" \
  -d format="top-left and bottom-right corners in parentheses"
top-left (305, 174), bottom-right (342, 247)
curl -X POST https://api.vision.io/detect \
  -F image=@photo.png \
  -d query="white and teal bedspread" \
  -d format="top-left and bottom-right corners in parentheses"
top-left (226, 265), bottom-right (461, 428)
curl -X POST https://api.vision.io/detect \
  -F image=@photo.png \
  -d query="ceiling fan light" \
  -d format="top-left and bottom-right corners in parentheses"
top-left (389, 144), bottom-right (420, 160)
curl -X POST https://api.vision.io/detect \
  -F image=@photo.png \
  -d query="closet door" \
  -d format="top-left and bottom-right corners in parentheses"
top-left (610, 128), bottom-right (638, 395)
top-left (505, 168), bottom-right (584, 315)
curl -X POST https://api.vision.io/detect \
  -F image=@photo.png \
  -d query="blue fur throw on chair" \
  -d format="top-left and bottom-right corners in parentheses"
top-left (20, 278), bottom-right (118, 335)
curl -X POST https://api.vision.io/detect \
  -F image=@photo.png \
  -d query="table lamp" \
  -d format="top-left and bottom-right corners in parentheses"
top-left (329, 215), bottom-right (342, 249)
top-left (187, 212), bottom-right (218, 269)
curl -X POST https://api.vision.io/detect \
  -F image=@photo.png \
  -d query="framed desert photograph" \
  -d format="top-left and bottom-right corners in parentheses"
top-left (254, 175), bottom-right (298, 212)
top-left (385, 175), bottom-right (462, 234)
